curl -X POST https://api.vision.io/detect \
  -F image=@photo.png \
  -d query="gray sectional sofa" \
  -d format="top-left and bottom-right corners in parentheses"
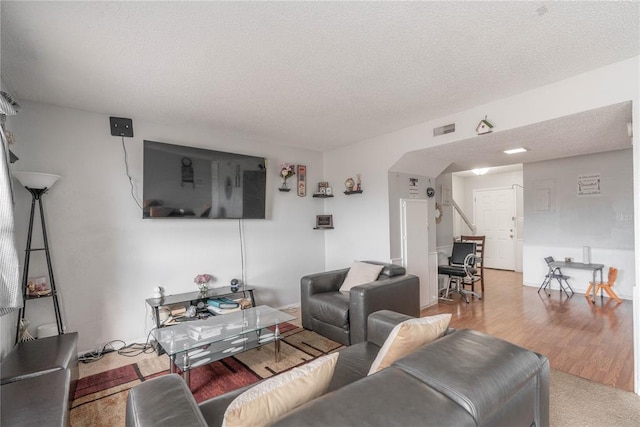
top-left (126, 311), bottom-right (549, 426)
top-left (0, 332), bottom-right (79, 427)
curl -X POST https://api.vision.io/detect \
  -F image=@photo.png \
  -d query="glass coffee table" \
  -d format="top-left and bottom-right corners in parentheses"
top-left (152, 305), bottom-right (295, 387)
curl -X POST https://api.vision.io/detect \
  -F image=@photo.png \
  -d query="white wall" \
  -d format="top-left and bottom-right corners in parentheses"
top-left (632, 86), bottom-right (640, 393)
top-left (522, 149), bottom-right (635, 298)
top-left (3, 101), bottom-right (325, 353)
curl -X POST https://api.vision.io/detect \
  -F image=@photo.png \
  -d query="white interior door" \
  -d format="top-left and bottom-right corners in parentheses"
top-left (401, 199), bottom-right (436, 308)
top-left (473, 188), bottom-right (516, 270)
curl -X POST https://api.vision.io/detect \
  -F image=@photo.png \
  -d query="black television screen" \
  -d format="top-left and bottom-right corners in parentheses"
top-left (143, 140), bottom-right (266, 219)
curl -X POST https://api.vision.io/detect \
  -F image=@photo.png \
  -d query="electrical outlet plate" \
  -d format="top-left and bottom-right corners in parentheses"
top-left (109, 117), bottom-right (134, 137)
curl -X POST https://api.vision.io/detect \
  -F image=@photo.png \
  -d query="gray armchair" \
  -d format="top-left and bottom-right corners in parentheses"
top-left (300, 262), bottom-right (420, 346)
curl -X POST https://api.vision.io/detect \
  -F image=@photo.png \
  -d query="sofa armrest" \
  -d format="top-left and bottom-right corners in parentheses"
top-left (198, 383), bottom-right (253, 426)
top-left (349, 274), bottom-right (420, 344)
top-left (300, 268), bottom-right (349, 329)
top-left (366, 310), bottom-right (416, 347)
top-left (0, 369), bottom-right (70, 427)
top-left (126, 374), bottom-right (208, 427)
top-left (536, 353), bottom-right (550, 427)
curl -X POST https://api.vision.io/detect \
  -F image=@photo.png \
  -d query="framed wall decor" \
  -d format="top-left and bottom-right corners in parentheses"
top-left (297, 165), bottom-right (307, 197)
top-left (315, 214), bottom-right (334, 229)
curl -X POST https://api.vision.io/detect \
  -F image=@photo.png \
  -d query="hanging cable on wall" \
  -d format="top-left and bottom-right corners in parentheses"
top-left (121, 135), bottom-right (143, 209)
top-left (238, 219), bottom-right (246, 290)
top-left (110, 117), bottom-right (142, 209)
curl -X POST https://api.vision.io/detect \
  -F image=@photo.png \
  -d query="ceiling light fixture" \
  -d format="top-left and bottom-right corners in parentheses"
top-left (504, 148), bottom-right (527, 155)
top-left (472, 168), bottom-right (490, 176)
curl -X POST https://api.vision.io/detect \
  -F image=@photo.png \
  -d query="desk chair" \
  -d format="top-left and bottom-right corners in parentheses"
top-left (460, 235), bottom-right (485, 294)
top-left (586, 267), bottom-right (621, 303)
top-left (438, 242), bottom-right (482, 303)
top-left (538, 256), bottom-right (574, 298)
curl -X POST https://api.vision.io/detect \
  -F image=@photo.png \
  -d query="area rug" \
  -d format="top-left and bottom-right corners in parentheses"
top-left (69, 324), bottom-right (342, 427)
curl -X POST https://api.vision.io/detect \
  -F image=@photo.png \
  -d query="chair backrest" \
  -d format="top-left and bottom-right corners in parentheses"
top-left (544, 256), bottom-right (555, 265)
top-left (607, 267), bottom-right (618, 285)
top-left (450, 242), bottom-right (477, 266)
top-left (461, 235), bottom-right (485, 265)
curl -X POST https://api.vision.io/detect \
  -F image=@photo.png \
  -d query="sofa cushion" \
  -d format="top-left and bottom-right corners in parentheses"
top-left (222, 353), bottom-right (339, 427)
top-left (392, 329), bottom-right (546, 424)
top-left (308, 292), bottom-right (350, 329)
top-left (273, 367), bottom-right (476, 427)
top-left (0, 332), bottom-right (78, 385)
top-left (368, 314), bottom-right (451, 374)
top-left (339, 261), bottom-right (384, 292)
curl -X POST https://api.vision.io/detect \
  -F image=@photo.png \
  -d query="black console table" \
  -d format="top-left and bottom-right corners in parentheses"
top-left (146, 286), bottom-right (256, 329)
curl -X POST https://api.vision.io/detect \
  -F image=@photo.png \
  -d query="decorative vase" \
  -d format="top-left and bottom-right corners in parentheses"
top-left (279, 179), bottom-right (291, 192)
top-left (197, 283), bottom-right (208, 293)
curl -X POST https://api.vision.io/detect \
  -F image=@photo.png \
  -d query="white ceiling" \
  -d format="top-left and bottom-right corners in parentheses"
top-left (1, 1), bottom-right (638, 152)
top-left (391, 101), bottom-right (634, 177)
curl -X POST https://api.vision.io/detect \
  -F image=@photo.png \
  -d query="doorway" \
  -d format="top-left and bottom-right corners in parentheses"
top-left (473, 187), bottom-right (517, 270)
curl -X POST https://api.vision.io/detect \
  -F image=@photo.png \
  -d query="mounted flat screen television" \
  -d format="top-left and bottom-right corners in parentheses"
top-left (143, 140), bottom-right (267, 219)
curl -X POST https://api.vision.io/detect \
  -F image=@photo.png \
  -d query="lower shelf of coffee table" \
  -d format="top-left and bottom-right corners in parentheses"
top-left (170, 330), bottom-right (277, 372)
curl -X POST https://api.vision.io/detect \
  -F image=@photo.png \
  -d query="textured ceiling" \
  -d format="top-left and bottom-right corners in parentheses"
top-left (395, 101), bottom-right (633, 177)
top-left (1, 1), bottom-right (638, 152)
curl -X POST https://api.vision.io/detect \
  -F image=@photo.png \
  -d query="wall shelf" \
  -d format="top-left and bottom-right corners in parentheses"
top-left (313, 227), bottom-right (334, 230)
top-left (344, 190), bottom-right (363, 195)
top-left (312, 194), bottom-right (334, 198)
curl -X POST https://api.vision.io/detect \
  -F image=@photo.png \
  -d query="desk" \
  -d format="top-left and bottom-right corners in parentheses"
top-left (549, 261), bottom-right (604, 301)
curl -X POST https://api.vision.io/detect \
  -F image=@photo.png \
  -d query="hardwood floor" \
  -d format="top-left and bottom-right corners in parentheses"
top-left (421, 268), bottom-right (634, 391)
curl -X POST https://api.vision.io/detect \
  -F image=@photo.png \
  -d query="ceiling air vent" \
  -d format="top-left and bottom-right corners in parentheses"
top-left (433, 123), bottom-right (455, 136)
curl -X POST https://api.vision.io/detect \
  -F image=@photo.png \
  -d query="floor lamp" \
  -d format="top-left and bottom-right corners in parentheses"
top-left (13, 171), bottom-right (64, 343)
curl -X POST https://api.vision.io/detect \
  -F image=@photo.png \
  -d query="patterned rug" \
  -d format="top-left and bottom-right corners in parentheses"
top-left (69, 324), bottom-right (342, 426)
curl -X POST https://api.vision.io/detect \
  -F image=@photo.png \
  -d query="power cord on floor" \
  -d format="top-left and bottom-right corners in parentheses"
top-left (78, 328), bottom-right (157, 363)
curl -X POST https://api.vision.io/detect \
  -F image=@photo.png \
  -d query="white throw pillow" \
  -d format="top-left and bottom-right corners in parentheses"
top-left (368, 314), bottom-right (452, 375)
top-left (222, 352), bottom-right (339, 427)
top-left (339, 261), bottom-right (384, 292)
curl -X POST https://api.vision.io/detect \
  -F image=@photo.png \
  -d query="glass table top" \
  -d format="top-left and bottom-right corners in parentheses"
top-left (152, 305), bottom-right (295, 357)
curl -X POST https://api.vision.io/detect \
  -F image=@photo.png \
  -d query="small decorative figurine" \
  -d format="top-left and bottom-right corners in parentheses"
top-left (152, 286), bottom-right (164, 299)
top-left (345, 177), bottom-right (355, 192)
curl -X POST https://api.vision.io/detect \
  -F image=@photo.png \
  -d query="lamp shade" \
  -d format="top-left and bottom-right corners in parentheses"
top-left (13, 172), bottom-right (61, 190)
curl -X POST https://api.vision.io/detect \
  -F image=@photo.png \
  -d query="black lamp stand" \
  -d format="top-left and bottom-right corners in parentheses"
top-left (15, 187), bottom-right (64, 343)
